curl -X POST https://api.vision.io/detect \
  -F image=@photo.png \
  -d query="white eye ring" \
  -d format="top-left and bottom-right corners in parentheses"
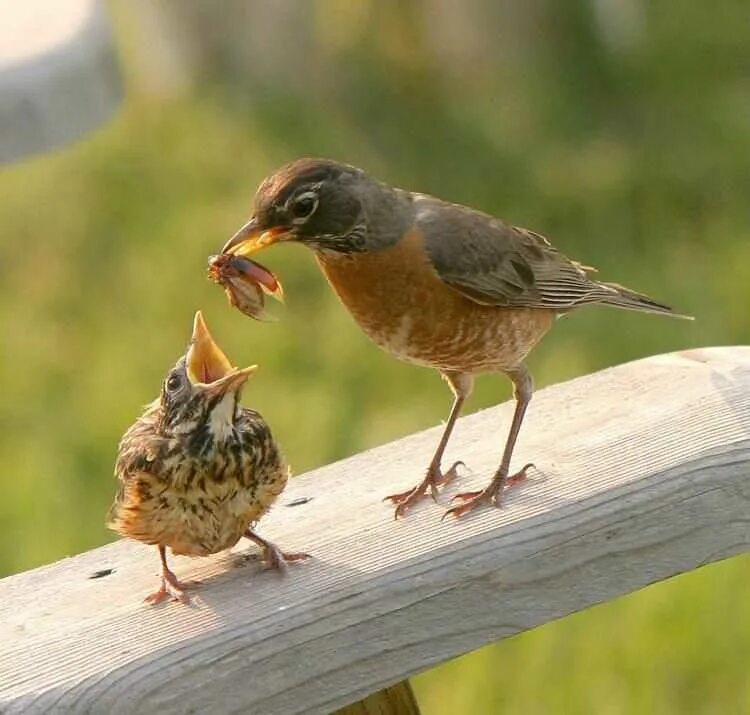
top-left (289, 191), bottom-right (319, 223)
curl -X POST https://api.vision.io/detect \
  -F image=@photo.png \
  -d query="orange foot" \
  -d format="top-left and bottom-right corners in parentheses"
top-left (385, 460), bottom-right (464, 520)
top-left (144, 569), bottom-right (200, 605)
top-left (443, 463), bottom-right (534, 520)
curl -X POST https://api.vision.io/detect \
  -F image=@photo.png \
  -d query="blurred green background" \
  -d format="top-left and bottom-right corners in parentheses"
top-left (1, 1), bottom-right (749, 712)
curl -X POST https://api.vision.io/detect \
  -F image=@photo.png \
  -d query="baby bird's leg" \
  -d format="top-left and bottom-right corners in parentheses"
top-left (385, 372), bottom-right (473, 518)
top-left (144, 545), bottom-right (194, 605)
top-left (244, 528), bottom-right (310, 571)
top-left (446, 366), bottom-right (534, 519)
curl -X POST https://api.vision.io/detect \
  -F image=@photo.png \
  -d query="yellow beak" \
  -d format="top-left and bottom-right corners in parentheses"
top-left (222, 217), bottom-right (291, 258)
top-left (186, 311), bottom-right (257, 394)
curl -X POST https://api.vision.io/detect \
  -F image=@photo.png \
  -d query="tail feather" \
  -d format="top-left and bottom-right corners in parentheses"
top-left (596, 281), bottom-right (694, 320)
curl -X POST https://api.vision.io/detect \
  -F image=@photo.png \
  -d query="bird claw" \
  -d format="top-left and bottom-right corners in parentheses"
top-left (384, 460), bottom-right (465, 519)
top-left (263, 544), bottom-right (311, 571)
top-left (442, 463), bottom-right (533, 520)
top-left (144, 572), bottom-right (199, 605)
top-left (144, 587), bottom-right (187, 606)
top-left (442, 489), bottom-right (495, 520)
top-left (244, 528), bottom-right (310, 572)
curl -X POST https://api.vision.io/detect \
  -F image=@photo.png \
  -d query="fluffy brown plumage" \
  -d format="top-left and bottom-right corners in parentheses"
top-left (109, 311), bottom-right (308, 604)
top-left (221, 158), bottom-right (691, 519)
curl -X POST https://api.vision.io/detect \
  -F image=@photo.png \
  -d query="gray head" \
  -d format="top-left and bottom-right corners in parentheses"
top-left (222, 158), bottom-right (411, 256)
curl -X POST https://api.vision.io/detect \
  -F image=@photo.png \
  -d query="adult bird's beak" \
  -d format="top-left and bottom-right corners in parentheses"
top-left (222, 217), bottom-right (291, 258)
top-left (186, 311), bottom-right (257, 395)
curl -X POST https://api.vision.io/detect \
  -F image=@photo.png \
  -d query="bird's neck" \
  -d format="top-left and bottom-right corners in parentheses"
top-left (358, 181), bottom-right (414, 251)
top-left (207, 399), bottom-right (237, 442)
top-left (304, 180), bottom-right (412, 256)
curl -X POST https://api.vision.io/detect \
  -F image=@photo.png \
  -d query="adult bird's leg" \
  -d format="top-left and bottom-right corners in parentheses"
top-left (144, 544), bottom-right (195, 605)
top-left (385, 371), bottom-right (473, 519)
top-left (244, 528), bottom-right (311, 571)
top-left (445, 366), bottom-right (534, 519)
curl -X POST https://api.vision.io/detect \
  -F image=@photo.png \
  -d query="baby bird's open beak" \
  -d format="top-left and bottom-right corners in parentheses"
top-left (186, 311), bottom-right (257, 396)
top-left (222, 217), bottom-right (291, 258)
top-left (204, 366), bottom-right (257, 398)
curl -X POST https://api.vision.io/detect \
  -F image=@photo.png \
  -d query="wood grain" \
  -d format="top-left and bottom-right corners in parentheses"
top-left (1, 347), bottom-right (749, 714)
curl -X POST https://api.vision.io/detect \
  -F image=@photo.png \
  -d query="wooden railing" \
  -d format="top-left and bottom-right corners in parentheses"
top-left (1, 347), bottom-right (749, 714)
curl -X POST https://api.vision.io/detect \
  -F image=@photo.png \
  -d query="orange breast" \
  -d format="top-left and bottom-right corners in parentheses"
top-left (315, 229), bottom-right (554, 373)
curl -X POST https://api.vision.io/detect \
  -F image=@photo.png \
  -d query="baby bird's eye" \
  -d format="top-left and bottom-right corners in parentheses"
top-left (289, 191), bottom-right (318, 222)
top-left (166, 373), bottom-right (184, 393)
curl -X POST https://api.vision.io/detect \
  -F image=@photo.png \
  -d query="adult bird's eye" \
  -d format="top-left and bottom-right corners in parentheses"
top-left (166, 374), bottom-right (183, 393)
top-left (290, 192), bottom-right (318, 221)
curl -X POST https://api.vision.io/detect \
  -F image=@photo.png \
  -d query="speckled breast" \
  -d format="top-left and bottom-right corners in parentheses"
top-left (112, 460), bottom-right (288, 557)
top-left (315, 229), bottom-right (555, 373)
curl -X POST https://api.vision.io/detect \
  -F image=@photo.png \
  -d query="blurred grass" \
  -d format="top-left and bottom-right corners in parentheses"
top-left (1, 0), bottom-right (749, 712)
top-left (414, 558), bottom-right (750, 714)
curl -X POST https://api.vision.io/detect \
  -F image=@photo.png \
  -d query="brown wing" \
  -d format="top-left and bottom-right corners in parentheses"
top-left (108, 403), bottom-right (163, 526)
top-left (416, 196), bottom-right (613, 310)
top-left (417, 195), bottom-right (680, 316)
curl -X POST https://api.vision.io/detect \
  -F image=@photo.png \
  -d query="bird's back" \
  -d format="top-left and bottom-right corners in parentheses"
top-left (414, 194), bottom-right (686, 317)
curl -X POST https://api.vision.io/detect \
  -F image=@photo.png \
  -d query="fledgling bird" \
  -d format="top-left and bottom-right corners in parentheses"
top-left (109, 311), bottom-right (308, 604)
top-left (221, 158), bottom-right (690, 520)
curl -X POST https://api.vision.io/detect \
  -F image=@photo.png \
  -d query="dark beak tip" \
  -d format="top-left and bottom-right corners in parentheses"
top-left (221, 233), bottom-right (242, 255)
top-left (222, 217), bottom-right (258, 255)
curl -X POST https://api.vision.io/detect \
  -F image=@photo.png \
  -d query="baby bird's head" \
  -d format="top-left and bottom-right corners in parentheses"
top-left (158, 311), bottom-right (256, 443)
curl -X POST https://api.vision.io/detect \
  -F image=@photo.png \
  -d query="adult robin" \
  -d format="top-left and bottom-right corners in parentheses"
top-left (109, 311), bottom-right (308, 604)
top-left (221, 158), bottom-right (689, 520)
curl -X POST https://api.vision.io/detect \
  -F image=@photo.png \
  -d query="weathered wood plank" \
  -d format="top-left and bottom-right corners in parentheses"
top-left (1, 347), bottom-right (749, 714)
